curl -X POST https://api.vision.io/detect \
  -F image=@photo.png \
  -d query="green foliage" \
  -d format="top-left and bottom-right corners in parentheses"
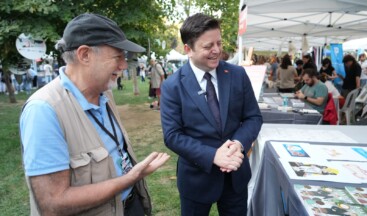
top-left (0, 0), bottom-right (174, 64)
top-left (162, 0), bottom-right (240, 54)
top-left (194, 0), bottom-right (239, 52)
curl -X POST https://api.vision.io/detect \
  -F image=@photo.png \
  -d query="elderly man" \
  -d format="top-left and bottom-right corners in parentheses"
top-left (20, 13), bottom-right (169, 216)
top-left (149, 58), bottom-right (165, 109)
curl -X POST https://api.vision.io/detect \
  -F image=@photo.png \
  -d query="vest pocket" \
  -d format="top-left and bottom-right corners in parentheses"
top-left (70, 147), bottom-right (110, 186)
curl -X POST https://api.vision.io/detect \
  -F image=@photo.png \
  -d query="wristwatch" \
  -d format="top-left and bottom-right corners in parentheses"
top-left (304, 96), bottom-right (308, 100)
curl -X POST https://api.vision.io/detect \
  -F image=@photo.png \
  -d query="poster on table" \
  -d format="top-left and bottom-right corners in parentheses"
top-left (332, 161), bottom-right (367, 183)
top-left (309, 145), bottom-right (367, 162)
top-left (271, 141), bottom-right (313, 159)
top-left (279, 158), bottom-right (361, 183)
top-left (345, 186), bottom-right (367, 205)
top-left (294, 184), bottom-right (367, 215)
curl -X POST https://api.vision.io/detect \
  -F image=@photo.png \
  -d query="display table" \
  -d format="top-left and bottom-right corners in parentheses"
top-left (248, 140), bottom-right (367, 216)
top-left (259, 94), bottom-right (322, 124)
top-left (247, 124), bottom-right (367, 216)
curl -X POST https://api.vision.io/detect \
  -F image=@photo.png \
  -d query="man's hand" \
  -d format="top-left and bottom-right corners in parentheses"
top-left (129, 152), bottom-right (170, 180)
top-left (295, 91), bottom-right (305, 99)
top-left (213, 140), bottom-right (244, 173)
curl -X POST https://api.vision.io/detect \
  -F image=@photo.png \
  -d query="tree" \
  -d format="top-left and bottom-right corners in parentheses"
top-left (191, 0), bottom-right (239, 53)
top-left (0, 0), bottom-right (173, 102)
top-left (163, 0), bottom-right (239, 53)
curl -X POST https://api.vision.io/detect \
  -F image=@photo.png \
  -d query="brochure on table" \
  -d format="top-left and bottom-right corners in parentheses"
top-left (271, 141), bottom-right (367, 183)
top-left (294, 184), bottom-right (367, 215)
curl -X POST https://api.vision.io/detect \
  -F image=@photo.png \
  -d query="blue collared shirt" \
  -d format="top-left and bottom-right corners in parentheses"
top-left (20, 67), bottom-right (132, 200)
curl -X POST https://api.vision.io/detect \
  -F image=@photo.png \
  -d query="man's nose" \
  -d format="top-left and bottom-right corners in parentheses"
top-left (118, 59), bottom-right (128, 70)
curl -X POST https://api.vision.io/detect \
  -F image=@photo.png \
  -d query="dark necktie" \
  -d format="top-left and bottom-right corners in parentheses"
top-left (204, 72), bottom-right (221, 130)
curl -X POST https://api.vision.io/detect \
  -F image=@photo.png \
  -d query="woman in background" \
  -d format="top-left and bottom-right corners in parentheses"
top-left (319, 58), bottom-right (337, 81)
top-left (341, 54), bottom-right (361, 98)
top-left (277, 54), bottom-right (298, 93)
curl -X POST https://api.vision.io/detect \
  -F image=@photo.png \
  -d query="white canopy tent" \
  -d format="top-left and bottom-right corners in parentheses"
top-left (239, 0), bottom-right (367, 52)
top-left (165, 49), bottom-right (187, 61)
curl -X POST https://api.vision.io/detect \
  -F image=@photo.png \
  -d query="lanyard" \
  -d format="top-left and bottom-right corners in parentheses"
top-left (87, 103), bottom-right (126, 157)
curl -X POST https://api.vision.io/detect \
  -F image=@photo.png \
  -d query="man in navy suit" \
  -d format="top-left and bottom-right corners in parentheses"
top-left (160, 13), bottom-right (263, 216)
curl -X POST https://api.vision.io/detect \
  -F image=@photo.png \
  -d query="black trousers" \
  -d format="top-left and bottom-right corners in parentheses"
top-left (180, 174), bottom-right (248, 216)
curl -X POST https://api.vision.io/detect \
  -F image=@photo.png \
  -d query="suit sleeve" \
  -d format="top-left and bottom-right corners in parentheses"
top-left (231, 70), bottom-right (263, 153)
top-left (160, 81), bottom-right (217, 174)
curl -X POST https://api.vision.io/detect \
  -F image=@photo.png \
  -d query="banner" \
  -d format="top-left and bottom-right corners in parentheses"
top-left (238, 5), bottom-right (248, 35)
top-left (330, 43), bottom-right (345, 86)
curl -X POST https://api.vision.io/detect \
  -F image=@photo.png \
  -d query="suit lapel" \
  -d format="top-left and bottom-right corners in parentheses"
top-left (217, 62), bottom-right (231, 131)
top-left (181, 64), bottom-right (219, 131)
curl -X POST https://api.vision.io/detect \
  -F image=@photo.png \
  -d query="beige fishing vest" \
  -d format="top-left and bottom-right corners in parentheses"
top-left (24, 78), bottom-right (152, 216)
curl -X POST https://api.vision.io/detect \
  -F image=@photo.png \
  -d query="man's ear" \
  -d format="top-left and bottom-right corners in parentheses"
top-left (76, 45), bottom-right (92, 65)
top-left (184, 44), bottom-right (193, 57)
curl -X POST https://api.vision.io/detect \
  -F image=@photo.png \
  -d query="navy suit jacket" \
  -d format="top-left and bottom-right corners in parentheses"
top-left (160, 61), bottom-right (263, 203)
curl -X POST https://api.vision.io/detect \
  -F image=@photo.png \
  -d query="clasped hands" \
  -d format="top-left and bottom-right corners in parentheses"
top-left (213, 140), bottom-right (244, 173)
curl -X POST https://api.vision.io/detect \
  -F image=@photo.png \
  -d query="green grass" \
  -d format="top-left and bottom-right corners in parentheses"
top-left (0, 79), bottom-right (219, 216)
top-left (0, 92), bottom-right (30, 215)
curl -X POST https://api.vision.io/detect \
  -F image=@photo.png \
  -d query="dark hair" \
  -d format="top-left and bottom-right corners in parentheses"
top-left (280, 54), bottom-right (292, 69)
top-left (302, 54), bottom-right (317, 70)
top-left (295, 59), bottom-right (303, 66)
top-left (321, 58), bottom-right (331, 66)
top-left (302, 54), bottom-right (313, 63)
top-left (302, 68), bottom-right (317, 78)
top-left (343, 54), bottom-right (357, 64)
top-left (321, 58), bottom-right (334, 71)
top-left (180, 13), bottom-right (221, 49)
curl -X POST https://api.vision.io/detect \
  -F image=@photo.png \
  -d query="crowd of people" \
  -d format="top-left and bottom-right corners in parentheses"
top-left (257, 51), bottom-right (366, 118)
top-left (0, 60), bottom-right (57, 95)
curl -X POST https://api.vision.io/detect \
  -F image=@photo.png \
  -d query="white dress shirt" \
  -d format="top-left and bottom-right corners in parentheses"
top-left (189, 61), bottom-right (219, 101)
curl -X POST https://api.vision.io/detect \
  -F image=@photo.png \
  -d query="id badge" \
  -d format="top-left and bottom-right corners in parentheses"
top-left (117, 153), bottom-right (133, 174)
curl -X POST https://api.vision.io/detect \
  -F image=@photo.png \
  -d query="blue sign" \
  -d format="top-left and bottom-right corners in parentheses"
top-left (330, 43), bottom-right (345, 86)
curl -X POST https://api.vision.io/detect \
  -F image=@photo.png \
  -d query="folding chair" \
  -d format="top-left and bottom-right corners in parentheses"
top-left (339, 88), bottom-right (361, 125)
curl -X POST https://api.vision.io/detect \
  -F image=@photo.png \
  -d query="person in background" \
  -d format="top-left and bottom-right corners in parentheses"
top-left (24, 66), bottom-right (36, 94)
top-left (19, 13), bottom-right (169, 216)
top-left (341, 54), bottom-right (361, 98)
top-left (117, 74), bottom-right (123, 90)
top-left (295, 68), bottom-right (328, 114)
top-left (269, 55), bottom-right (279, 88)
top-left (0, 65), bottom-right (5, 94)
top-left (320, 74), bottom-right (341, 99)
top-left (10, 73), bottom-right (21, 94)
top-left (358, 53), bottom-right (367, 87)
top-left (294, 59), bottom-right (305, 91)
top-left (137, 63), bottom-right (146, 82)
top-left (295, 59), bottom-right (304, 76)
top-left (277, 54), bottom-right (298, 93)
top-left (149, 58), bottom-right (165, 109)
top-left (320, 73), bottom-right (345, 108)
top-left (160, 13), bottom-right (263, 216)
top-left (319, 58), bottom-right (337, 81)
top-left (43, 60), bottom-right (53, 83)
top-left (302, 54), bottom-right (317, 72)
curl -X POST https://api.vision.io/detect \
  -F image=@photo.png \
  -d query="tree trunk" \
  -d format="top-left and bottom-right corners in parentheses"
top-left (130, 62), bottom-right (140, 96)
top-left (4, 73), bottom-right (17, 103)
